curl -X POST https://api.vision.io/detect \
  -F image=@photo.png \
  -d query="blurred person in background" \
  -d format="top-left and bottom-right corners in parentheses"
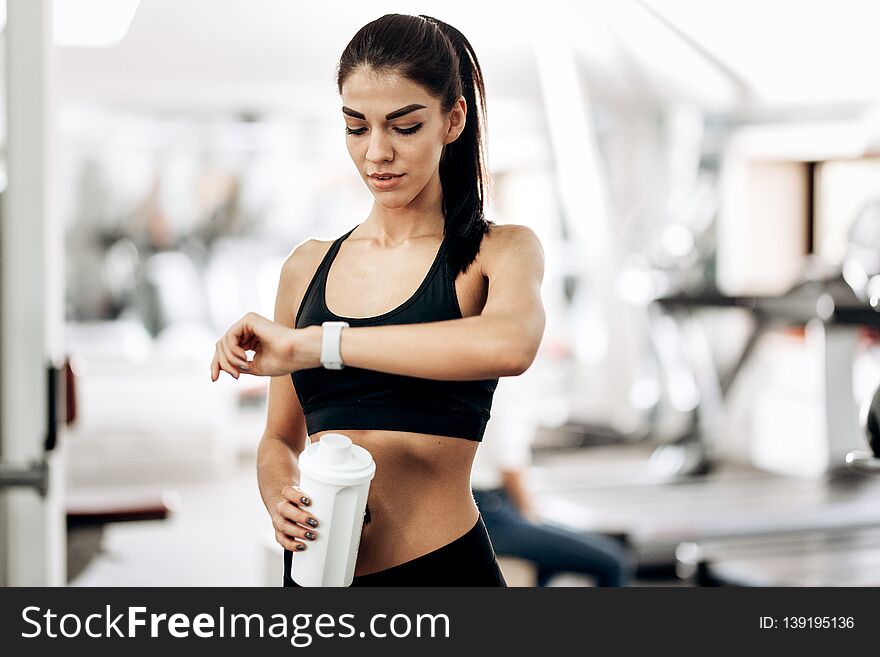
top-left (211, 14), bottom-right (545, 586)
top-left (472, 367), bottom-right (635, 587)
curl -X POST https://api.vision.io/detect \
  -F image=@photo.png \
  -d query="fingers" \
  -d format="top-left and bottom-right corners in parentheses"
top-left (219, 338), bottom-right (250, 376)
top-left (213, 340), bottom-right (240, 380)
top-left (210, 352), bottom-right (220, 382)
top-left (277, 497), bottom-right (319, 529)
top-left (274, 512), bottom-right (318, 538)
top-left (282, 484), bottom-right (312, 507)
top-left (274, 494), bottom-right (320, 551)
top-left (210, 336), bottom-right (236, 381)
top-left (276, 529), bottom-right (306, 552)
top-left (224, 331), bottom-right (250, 369)
top-left (212, 335), bottom-right (252, 381)
top-left (210, 312), bottom-right (269, 381)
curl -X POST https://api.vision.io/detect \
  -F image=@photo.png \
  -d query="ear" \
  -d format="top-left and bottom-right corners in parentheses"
top-left (443, 95), bottom-right (467, 145)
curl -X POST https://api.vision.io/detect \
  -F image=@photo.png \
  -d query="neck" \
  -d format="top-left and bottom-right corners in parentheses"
top-left (363, 173), bottom-right (445, 245)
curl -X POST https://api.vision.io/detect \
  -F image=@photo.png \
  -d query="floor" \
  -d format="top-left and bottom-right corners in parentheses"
top-left (68, 454), bottom-right (276, 587)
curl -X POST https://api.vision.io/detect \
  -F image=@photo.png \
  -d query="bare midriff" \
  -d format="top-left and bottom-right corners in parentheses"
top-left (309, 428), bottom-right (480, 577)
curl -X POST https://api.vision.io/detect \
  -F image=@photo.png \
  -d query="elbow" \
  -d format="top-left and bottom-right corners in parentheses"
top-left (501, 342), bottom-right (538, 377)
top-left (514, 348), bottom-right (538, 376)
top-left (494, 316), bottom-right (545, 377)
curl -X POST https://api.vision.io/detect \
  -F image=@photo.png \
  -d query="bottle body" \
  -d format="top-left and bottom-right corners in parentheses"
top-left (290, 434), bottom-right (375, 587)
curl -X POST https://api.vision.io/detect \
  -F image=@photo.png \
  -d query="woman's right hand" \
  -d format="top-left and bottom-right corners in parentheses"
top-left (273, 484), bottom-right (320, 552)
top-left (210, 312), bottom-right (301, 381)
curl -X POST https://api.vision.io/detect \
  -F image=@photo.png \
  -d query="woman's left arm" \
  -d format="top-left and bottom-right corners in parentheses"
top-left (307, 224), bottom-right (545, 380)
top-left (211, 225), bottom-right (545, 382)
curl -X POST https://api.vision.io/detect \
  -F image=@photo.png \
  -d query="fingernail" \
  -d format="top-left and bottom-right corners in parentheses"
top-left (307, 518), bottom-right (318, 528)
top-left (305, 531), bottom-right (316, 540)
top-left (300, 496), bottom-right (311, 506)
top-left (295, 544), bottom-right (305, 551)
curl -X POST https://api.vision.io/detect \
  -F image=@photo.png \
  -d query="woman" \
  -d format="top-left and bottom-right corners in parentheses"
top-left (210, 14), bottom-right (545, 586)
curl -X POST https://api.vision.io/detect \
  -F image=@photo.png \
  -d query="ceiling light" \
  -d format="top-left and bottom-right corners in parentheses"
top-left (0, 0), bottom-right (140, 48)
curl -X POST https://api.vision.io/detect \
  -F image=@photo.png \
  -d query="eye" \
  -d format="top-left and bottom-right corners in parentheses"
top-left (395, 124), bottom-right (422, 136)
top-left (344, 124), bottom-right (423, 137)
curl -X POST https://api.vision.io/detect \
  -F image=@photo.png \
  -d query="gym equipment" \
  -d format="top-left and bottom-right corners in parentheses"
top-left (66, 490), bottom-right (178, 582)
top-left (843, 199), bottom-right (880, 310)
top-left (0, 354), bottom-right (178, 583)
top-left (650, 270), bottom-right (879, 477)
top-left (676, 526), bottom-right (880, 586)
top-left (862, 383), bottom-right (880, 456)
top-left (533, 448), bottom-right (880, 573)
top-left (530, 277), bottom-right (880, 573)
top-left (674, 382), bottom-right (880, 586)
top-left (639, 194), bottom-right (880, 477)
top-left (0, 361), bottom-right (68, 496)
top-left (846, 382), bottom-right (880, 473)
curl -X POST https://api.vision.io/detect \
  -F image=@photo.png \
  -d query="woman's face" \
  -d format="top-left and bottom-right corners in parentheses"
top-left (340, 68), bottom-right (465, 210)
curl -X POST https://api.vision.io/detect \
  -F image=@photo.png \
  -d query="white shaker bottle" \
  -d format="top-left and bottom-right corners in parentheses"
top-left (290, 433), bottom-right (375, 587)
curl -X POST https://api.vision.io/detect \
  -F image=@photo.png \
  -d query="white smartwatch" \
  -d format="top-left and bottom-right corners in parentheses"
top-left (320, 321), bottom-right (349, 370)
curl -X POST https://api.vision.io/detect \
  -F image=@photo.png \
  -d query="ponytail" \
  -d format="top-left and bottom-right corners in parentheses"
top-left (421, 15), bottom-right (493, 275)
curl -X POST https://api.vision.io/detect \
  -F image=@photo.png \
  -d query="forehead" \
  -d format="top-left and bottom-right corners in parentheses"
top-left (340, 69), bottom-right (435, 115)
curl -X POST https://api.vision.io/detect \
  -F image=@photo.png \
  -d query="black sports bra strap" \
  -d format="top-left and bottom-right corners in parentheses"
top-left (320, 225), bottom-right (358, 272)
top-left (295, 225), bottom-right (359, 327)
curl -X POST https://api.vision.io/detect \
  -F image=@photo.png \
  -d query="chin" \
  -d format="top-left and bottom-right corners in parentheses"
top-left (374, 195), bottom-right (414, 209)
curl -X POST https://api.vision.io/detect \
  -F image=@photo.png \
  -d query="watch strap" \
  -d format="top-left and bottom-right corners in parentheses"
top-left (320, 321), bottom-right (349, 369)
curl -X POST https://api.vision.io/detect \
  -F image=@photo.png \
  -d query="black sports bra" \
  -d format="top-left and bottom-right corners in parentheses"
top-left (290, 225), bottom-right (498, 441)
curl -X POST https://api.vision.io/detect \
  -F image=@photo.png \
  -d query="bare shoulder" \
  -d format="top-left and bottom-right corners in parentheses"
top-left (478, 223), bottom-right (544, 277)
top-left (275, 236), bottom-right (335, 325)
top-left (281, 236), bottom-right (333, 279)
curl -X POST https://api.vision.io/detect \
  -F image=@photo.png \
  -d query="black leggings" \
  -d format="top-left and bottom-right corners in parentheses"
top-left (283, 515), bottom-right (508, 587)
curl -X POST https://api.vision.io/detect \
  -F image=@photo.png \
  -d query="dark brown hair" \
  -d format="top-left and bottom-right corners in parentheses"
top-left (336, 14), bottom-right (493, 275)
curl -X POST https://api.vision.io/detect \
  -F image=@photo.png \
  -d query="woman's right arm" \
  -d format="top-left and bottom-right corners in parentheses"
top-left (256, 239), bottom-right (324, 552)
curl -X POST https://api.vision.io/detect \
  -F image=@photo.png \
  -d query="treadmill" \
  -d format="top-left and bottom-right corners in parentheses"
top-left (530, 276), bottom-right (880, 574)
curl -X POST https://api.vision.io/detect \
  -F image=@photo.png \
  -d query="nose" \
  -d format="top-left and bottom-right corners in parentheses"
top-left (365, 130), bottom-right (393, 165)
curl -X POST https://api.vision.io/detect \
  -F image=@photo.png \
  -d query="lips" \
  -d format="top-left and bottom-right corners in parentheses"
top-left (369, 173), bottom-right (405, 190)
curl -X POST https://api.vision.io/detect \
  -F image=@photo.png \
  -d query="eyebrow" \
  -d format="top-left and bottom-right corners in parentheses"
top-left (341, 103), bottom-right (428, 121)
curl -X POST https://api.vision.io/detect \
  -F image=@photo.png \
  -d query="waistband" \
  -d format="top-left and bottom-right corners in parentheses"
top-left (284, 515), bottom-right (506, 587)
top-left (303, 403), bottom-right (489, 442)
top-left (349, 515), bottom-right (496, 586)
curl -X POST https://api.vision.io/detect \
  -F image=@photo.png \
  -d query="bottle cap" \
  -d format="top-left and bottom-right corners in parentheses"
top-left (299, 433), bottom-right (375, 487)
